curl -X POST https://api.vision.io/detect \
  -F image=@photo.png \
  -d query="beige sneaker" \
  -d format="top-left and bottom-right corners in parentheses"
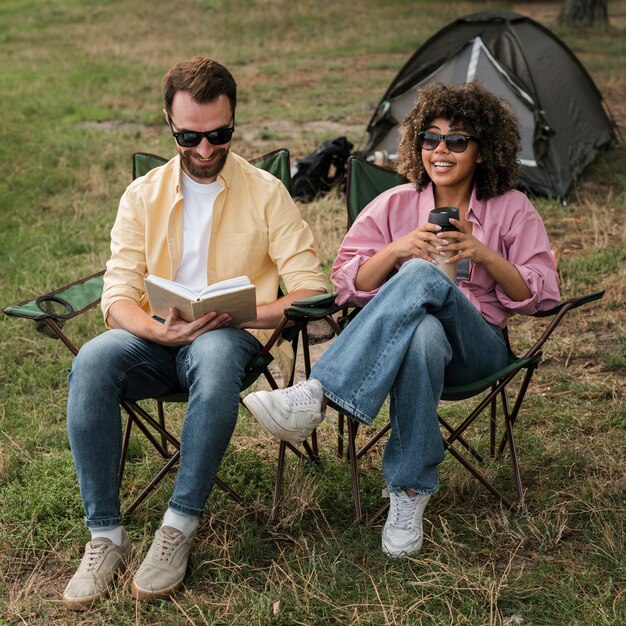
top-left (63, 529), bottom-right (132, 609)
top-left (131, 526), bottom-right (193, 600)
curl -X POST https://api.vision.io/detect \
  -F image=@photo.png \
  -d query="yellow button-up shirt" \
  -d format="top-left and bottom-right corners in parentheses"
top-left (102, 151), bottom-right (327, 376)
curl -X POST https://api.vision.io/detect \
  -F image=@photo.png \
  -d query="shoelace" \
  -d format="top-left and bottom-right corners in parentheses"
top-left (389, 492), bottom-right (417, 530)
top-left (277, 381), bottom-right (318, 408)
top-left (82, 540), bottom-right (109, 572)
top-left (154, 529), bottom-right (184, 562)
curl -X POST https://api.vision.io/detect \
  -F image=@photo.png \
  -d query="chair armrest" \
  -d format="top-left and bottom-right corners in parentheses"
top-left (533, 290), bottom-right (605, 318)
top-left (2, 271), bottom-right (105, 321)
top-left (523, 290), bottom-right (605, 359)
top-left (290, 293), bottom-right (338, 308)
top-left (285, 293), bottom-right (342, 320)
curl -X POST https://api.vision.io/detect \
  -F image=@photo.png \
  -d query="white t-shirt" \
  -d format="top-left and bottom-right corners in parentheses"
top-left (173, 172), bottom-right (222, 291)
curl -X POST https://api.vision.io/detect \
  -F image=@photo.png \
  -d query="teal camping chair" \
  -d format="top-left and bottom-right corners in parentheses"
top-left (2, 148), bottom-right (327, 520)
top-left (332, 156), bottom-right (605, 524)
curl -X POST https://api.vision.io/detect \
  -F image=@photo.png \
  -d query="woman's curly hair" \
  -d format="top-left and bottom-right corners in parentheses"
top-left (395, 81), bottom-right (521, 200)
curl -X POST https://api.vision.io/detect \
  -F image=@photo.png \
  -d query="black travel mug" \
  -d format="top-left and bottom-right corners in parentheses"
top-left (428, 207), bottom-right (460, 280)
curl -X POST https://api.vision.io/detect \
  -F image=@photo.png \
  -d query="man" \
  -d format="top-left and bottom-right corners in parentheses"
top-left (63, 57), bottom-right (327, 608)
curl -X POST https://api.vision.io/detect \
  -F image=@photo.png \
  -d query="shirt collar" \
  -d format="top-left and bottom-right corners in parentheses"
top-left (173, 150), bottom-right (235, 194)
top-left (467, 187), bottom-right (487, 224)
top-left (217, 150), bottom-right (235, 188)
top-left (424, 182), bottom-right (487, 224)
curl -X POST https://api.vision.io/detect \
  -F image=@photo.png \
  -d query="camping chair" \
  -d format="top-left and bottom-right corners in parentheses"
top-left (332, 156), bottom-right (605, 524)
top-left (2, 148), bottom-right (325, 520)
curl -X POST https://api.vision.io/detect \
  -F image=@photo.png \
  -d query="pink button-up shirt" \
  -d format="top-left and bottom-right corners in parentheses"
top-left (332, 183), bottom-right (560, 328)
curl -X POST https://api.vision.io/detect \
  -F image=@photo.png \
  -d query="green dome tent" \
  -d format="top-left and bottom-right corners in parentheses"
top-left (359, 9), bottom-right (619, 200)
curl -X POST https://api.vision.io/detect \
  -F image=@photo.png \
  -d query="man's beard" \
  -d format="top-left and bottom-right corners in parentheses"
top-left (179, 147), bottom-right (228, 181)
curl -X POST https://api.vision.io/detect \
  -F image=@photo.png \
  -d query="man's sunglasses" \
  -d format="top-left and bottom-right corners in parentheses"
top-left (168, 116), bottom-right (235, 148)
top-left (418, 131), bottom-right (478, 153)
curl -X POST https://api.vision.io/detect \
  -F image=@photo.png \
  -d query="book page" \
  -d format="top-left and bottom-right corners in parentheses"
top-left (145, 275), bottom-right (199, 300)
top-left (144, 275), bottom-right (256, 324)
top-left (192, 285), bottom-right (257, 326)
top-left (144, 282), bottom-right (196, 321)
top-left (197, 276), bottom-right (251, 297)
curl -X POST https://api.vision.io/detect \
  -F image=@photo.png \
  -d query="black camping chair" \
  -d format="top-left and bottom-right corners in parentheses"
top-left (2, 149), bottom-right (327, 520)
top-left (324, 156), bottom-right (605, 524)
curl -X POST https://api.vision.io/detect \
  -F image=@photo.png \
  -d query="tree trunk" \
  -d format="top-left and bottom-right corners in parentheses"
top-left (558, 0), bottom-right (609, 26)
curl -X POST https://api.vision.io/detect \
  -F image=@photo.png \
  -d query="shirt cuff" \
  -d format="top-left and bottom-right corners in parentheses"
top-left (332, 255), bottom-right (381, 307)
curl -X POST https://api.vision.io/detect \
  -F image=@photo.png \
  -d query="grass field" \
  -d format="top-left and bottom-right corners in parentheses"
top-left (0, 0), bottom-right (625, 624)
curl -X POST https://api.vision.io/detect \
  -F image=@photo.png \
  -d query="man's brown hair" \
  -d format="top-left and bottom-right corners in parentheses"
top-left (163, 57), bottom-right (237, 116)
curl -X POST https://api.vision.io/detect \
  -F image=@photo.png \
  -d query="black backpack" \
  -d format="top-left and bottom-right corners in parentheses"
top-left (292, 136), bottom-right (353, 202)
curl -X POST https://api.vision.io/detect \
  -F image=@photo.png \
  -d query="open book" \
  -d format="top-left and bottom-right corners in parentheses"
top-left (144, 275), bottom-right (257, 325)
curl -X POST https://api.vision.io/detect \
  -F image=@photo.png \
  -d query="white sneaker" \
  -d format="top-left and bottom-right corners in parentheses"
top-left (243, 379), bottom-right (325, 445)
top-left (382, 490), bottom-right (431, 558)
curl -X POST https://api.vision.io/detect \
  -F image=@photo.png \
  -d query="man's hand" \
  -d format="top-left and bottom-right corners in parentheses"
top-left (106, 299), bottom-right (231, 346)
top-left (156, 308), bottom-right (232, 346)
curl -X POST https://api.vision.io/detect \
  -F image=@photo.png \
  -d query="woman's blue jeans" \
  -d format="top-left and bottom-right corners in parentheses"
top-left (311, 259), bottom-right (510, 495)
top-left (67, 327), bottom-right (261, 529)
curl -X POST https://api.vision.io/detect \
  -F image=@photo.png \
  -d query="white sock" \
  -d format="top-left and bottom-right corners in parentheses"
top-left (90, 526), bottom-right (124, 546)
top-left (162, 508), bottom-right (199, 537)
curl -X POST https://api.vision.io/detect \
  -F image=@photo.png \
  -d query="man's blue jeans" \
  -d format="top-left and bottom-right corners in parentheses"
top-left (67, 327), bottom-right (261, 529)
top-left (311, 259), bottom-right (510, 495)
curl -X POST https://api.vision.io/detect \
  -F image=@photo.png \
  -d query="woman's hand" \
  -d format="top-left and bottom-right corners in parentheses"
top-left (388, 223), bottom-right (445, 263)
top-left (438, 217), bottom-right (494, 266)
top-left (354, 223), bottom-right (442, 292)
top-left (442, 218), bottom-right (532, 301)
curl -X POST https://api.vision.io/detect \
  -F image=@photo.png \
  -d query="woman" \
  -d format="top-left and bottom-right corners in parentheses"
top-left (244, 82), bottom-right (560, 557)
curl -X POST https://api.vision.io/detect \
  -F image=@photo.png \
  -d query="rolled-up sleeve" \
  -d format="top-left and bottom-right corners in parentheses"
top-left (495, 206), bottom-right (560, 314)
top-left (331, 207), bottom-right (391, 307)
top-left (266, 182), bottom-right (327, 294)
top-left (101, 185), bottom-right (148, 324)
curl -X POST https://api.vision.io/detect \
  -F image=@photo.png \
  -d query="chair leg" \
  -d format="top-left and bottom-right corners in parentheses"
top-left (497, 367), bottom-right (536, 456)
top-left (337, 411), bottom-right (345, 458)
top-left (345, 420), bottom-right (392, 525)
top-left (490, 384), bottom-right (498, 458)
top-left (310, 427), bottom-right (319, 461)
top-left (119, 412), bottom-right (134, 482)
top-left (125, 451), bottom-right (180, 514)
top-left (356, 422), bottom-right (391, 460)
top-left (157, 400), bottom-right (168, 455)
top-left (121, 400), bottom-right (178, 454)
top-left (368, 500), bottom-right (390, 526)
top-left (440, 375), bottom-right (532, 509)
top-left (347, 419), bottom-right (365, 525)
top-left (439, 415), bottom-right (484, 463)
top-left (119, 400), bottom-right (173, 483)
top-left (442, 439), bottom-right (515, 509)
top-left (214, 477), bottom-right (252, 511)
top-left (121, 399), bottom-right (252, 516)
top-left (270, 440), bottom-right (287, 524)
top-left (302, 437), bottom-right (320, 464)
top-left (503, 414), bottom-right (525, 505)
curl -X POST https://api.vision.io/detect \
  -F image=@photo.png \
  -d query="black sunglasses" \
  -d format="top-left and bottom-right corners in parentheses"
top-left (418, 131), bottom-right (478, 153)
top-left (168, 115), bottom-right (235, 147)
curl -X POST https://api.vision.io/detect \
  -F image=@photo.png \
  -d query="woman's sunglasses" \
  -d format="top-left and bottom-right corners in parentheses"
top-left (168, 117), bottom-right (235, 148)
top-left (418, 131), bottom-right (478, 153)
